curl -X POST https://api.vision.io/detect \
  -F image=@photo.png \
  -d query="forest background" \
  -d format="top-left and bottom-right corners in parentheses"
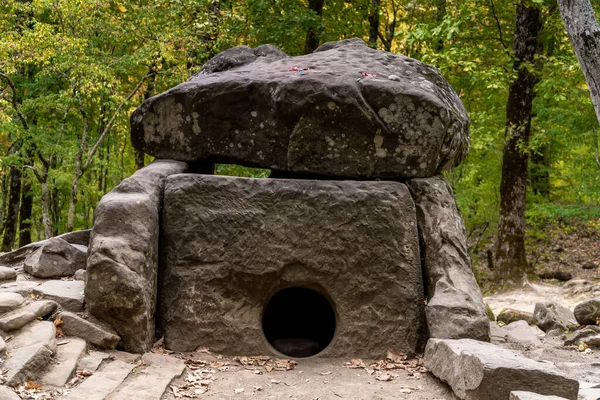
top-left (1, 0), bottom-right (599, 285)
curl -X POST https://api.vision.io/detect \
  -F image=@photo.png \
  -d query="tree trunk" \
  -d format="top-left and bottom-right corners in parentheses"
top-left (2, 167), bottom-right (21, 252)
top-left (558, 0), bottom-right (600, 125)
top-left (368, 0), bottom-right (380, 48)
top-left (40, 178), bottom-right (53, 239)
top-left (18, 176), bottom-right (33, 247)
top-left (304, 0), bottom-right (325, 54)
top-left (530, 143), bottom-right (551, 198)
top-left (495, 3), bottom-right (542, 283)
top-left (434, 0), bottom-right (447, 52)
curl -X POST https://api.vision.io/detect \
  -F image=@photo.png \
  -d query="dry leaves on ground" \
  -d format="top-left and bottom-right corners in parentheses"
top-left (14, 381), bottom-right (63, 400)
top-left (343, 349), bottom-right (427, 382)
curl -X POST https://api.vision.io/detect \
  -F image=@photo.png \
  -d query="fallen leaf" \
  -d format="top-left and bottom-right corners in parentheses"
top-left (386, 349), bottom-right (407, 363)
top-left (319, 371), bottom-right (332, 375)
top-left (234, 387), bottom-right (245, 394)
top-left (376, 373), bottom-right (392, 382)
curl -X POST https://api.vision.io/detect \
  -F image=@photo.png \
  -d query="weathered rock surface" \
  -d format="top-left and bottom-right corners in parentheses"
top-left (0, 230), bottom-right (90, 268)
top-left (158, 175), bottom-right (424, 357)
top-left (0, 266), bottom-right (17, 281)
top-left (131, 38), bottom-right (469, 179)
top-left (534, 302), bottom-right (577, 332)
top-left (106, 352), bottom-right (186, 399)
top-left (0, 385), bottom-right (21, 400)
top-left (0, 280), bottom-right (41, 296)
top-left (33, 280), bottom-right (85, 312)
top-left (502, 320), bottom-right (544, 347)
top-left (41, 337), bottom-right (87, 387)
top-left (574, 297), bottom-right (600, 326)
top-left (9, 320), bottom-right (57, 351)
top-left (86, 160), bottom-right (188, 353)
top-left (407, 175), bottom-right (489, 341)
top-left (58, 359), bottom-right (135, 400)
top-left (60, 311), bottom-right (120, 349)
top-left (497, 308), bottom-right (536, 326)
top-left (0, 292), bottom-right (25, 313)
top-left (0, 300), bottom-right (57, 331)
top-left (74, 269), bottom-right (87, 281)
top-left (564, 325), bottom-right (600, 347)
top-left (424, 338), bottom-right (579, 400)
top-left (78, 351), bottom-right (111, 372)
top-left (3, 345), bottom-right (54, 386)
top-left (510, 391), bottom-right (569, 400)
top-left (24, 237), bottom-right (87, 278)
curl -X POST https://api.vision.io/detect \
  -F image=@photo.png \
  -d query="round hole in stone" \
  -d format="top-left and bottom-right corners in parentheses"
top-left (262, 286), bottom-right (336, 358)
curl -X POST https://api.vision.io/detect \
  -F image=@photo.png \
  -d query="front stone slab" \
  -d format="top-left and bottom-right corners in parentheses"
top-left (158, 175), bottom-right (424, 358)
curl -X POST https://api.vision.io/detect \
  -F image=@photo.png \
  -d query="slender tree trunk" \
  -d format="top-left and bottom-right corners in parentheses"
top-left (0, 171), bottom-right (7, 239)
top-left (495, 3), bottom-right (542, 283)
top-left (368, 0), bottom-right (380, 48)
top-left (40, 178), bottom-right (52, 239)
top-left (304, 0), bottom-right (325, 54)
top-left (530, 143), bottom-right (551, 198)
top-left (434, 0), bottom-right (447, 52)
top-left (2, 167), bottom-right (21, 252)
top-left (558, 0), bottom-right (600, 126)
top-left (18, 176), bottom-right (32, 247)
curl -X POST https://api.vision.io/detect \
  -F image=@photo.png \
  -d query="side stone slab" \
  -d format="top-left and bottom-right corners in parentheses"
top-left (85, 160), bottom-right (188, 353)
top-left (407, 175), bottom-right (489, 341)
top-left (157, 175), bottom-right (424, 358)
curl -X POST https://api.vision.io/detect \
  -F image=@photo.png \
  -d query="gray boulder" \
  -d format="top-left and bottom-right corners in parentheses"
top-left (574, 297), bottom-right (600, 326)
top-left (0, 230), bottom-right (90, 268)
top-left (534, 302), bottom-right (577, 332)
top-left (33, 280), bottom-right (85, 312)
top-left (86, 160), bottom-right (188, 353)
top-left (131, 38), bottom-right (469, 179)
top-left (424, 338), bottom-right (579, 400)
top-left (23, 237), bottom-right (86, 278)
top-left (407, 175), bottom-right (489, 341)
top-left (60, 311), bottom-right (120, 349)
top-left (158, 175), bottom-right (424, 357)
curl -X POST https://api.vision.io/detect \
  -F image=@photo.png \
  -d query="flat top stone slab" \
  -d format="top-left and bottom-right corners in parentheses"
top-left (131, 38), bottom-right (469, 179)
top-left (59, 360), bottom-right (135, 400)
top-left (33, 280), bottom-right (85, 312)
top-left (0, 386), bottom-right (21, 400)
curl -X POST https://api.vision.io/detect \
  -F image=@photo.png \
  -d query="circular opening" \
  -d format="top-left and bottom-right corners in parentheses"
top-left (262, 287), bottom-right (336, 358)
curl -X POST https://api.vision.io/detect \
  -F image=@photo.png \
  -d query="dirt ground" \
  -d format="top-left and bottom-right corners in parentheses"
top-left (162, 352), bottom-right (459, 400)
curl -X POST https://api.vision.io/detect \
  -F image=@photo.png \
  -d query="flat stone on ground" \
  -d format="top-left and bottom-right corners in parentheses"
top-left (9, 320), bottom-right (57, 351)
top-left (0, 385), bottom-right (21, 400)
top-left (424, 338), bottom-right (579, 400)
top-left (502, 320), bottom-right (544, 347)
top-left (106, 353), bottom-right (186, 399)
top-left (3, 344), bottom-right (54, 386)
top-left (510, 391), bottom-right (569, 400)
top-left (0, 280), bottom-right (41, 296)
top-left (33, 280), bottom-right (85, 312)
top-left (0, 300), bottom-right (58, 331)
top-left (59, 360), bottom-right (135, 400)
top-left (0, 266), bottom-right (17, 281)
top-left (60, 311), bottom-right (120, 349)
top-left (0, 292), bottom-right (25, 313)
top-left (41, 337), bottom-right (87, 387)
top-left (77, 351), bottom-right (111, 372)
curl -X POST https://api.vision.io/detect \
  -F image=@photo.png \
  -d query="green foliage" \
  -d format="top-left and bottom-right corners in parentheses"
top-left (0, 0), bottom-right (599, 246)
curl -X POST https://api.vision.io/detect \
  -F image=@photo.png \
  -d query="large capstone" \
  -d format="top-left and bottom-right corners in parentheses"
top-left (131, 38), bottom-right (469, 179)
top-left (157, 175), bottom-right (424, 357)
